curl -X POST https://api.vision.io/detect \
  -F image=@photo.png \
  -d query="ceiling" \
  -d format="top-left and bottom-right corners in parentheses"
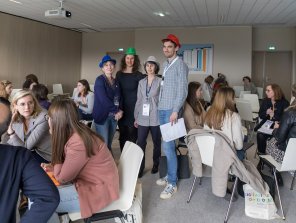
top-left (1, 0), bottom-right (296, 33)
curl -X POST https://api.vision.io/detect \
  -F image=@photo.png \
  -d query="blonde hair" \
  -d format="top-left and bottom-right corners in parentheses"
top-left (204, 87), bottom-right (235, 130)
top-left (11, 90), bottom-right (42, 122)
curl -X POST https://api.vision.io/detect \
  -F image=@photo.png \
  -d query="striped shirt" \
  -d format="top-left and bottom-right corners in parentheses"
top-left (158, 57), bottom-right (189, 112)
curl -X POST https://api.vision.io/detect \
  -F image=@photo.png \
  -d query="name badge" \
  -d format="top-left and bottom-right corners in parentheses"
top-left (142, 103), bottom-right (150, 116)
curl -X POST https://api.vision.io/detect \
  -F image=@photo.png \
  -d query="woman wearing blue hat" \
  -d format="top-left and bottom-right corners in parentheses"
top-left (116, 48), bottom-right (145, 151)
top-left (92, 55), bottom-right (123, 152)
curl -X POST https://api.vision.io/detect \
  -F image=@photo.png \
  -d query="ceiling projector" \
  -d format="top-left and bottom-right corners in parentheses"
top-left (45, 8), bottom-right (71, 18)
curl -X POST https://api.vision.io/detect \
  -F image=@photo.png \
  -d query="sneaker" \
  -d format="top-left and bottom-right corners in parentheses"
top-left (156, 176), bottom-right (168, 186)
top-left (160, 184), bottom-right (177, 199)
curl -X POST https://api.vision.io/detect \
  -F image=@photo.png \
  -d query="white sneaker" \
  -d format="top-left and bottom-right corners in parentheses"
top-left (160, 184), bottom-right (177, 199)
top-left (156, 177), bottom-right (168, 186)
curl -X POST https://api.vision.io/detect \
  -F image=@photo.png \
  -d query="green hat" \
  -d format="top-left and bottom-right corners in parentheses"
top-left (125, 47), bottom-right (136, 55)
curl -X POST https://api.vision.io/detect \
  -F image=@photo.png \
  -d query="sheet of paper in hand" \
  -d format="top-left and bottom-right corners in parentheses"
top-left (258, 120), bottom-right (274, 135)
top-left (160, 118), bottom-right (187, 142)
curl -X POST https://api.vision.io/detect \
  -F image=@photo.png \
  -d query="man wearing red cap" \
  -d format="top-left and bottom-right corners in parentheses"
top-left (156, 34), bottom-right (189, 199)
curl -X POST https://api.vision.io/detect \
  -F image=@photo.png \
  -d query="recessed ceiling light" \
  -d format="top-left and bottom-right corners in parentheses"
top-left (9, 0), bottom-right (22, 4)
top-left (154, 11), bottom-right (169, 17)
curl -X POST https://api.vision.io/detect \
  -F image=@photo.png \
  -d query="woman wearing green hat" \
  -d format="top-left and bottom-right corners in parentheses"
top-left (116, 47), bottom-right (145, 151)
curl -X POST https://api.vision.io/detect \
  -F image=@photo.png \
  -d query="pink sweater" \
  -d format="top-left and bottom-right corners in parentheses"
top-left (54, 133), bottom-right (119, 218)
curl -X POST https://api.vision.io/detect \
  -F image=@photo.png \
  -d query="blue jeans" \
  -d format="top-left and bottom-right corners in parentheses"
top-left (158, 109), bottom-right (177, 186)
top-left (47, 185), bottom-right (80, 223)
top-left (94, 115), bottom-right (117, 150)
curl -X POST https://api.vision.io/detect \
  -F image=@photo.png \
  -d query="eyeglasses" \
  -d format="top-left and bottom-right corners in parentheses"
top-left (44, 114), bottom-right (50, 121)
top-left (17, 101), bottom-right (34, 107)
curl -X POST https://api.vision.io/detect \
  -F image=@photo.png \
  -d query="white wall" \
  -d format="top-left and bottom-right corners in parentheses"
top-left (81, 31), bottom-right (135, 83)
top-left (135, 26), bottom-right (252, 86)
top-left (81, 26), bottom-right (252, 86)
top-left (252, 27), bottom-right (296, 82)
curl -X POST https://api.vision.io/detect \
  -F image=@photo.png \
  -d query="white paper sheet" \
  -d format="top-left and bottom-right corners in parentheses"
top-left (160, 118), bottom-right (187, 142)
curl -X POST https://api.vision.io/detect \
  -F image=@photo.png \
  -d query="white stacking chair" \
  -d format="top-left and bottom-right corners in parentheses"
top-left (68, 141), bottom-right (144, 223)
top-left (72, 87), bottom-right (78, 98)
top-left (9, 88), bottom-right (22, 100)
top-left (257, 87), bottom-right (264, 99)
top-left (187, 135), bottom-right (239, 223)
top-left (242, 93), bottom-right (260, 113)
top-left (259, 138), bottom-right (296, 220)
top-left (239, 90), bottom-right (251, 98)
top-left (233, 86), bottom-right (244, 98)
top-left (53, 83), bottom-right (63, 95)
top-left (90, 84), bottom-right (94, 92)
top-left (235, 99), bottom-right (258, 141)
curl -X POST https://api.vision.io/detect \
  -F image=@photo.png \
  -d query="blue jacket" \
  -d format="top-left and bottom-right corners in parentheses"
top-left (0, 144), bottom-right (59, 223)
top-left (93, 74), bottom-right (121, 124)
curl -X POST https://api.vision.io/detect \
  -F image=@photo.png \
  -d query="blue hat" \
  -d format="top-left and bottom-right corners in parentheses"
top-left (99, 55), bottom-right (116, 68)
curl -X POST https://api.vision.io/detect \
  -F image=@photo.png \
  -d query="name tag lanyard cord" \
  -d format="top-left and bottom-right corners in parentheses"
top-left (160, 56), bottom-right (178, 99)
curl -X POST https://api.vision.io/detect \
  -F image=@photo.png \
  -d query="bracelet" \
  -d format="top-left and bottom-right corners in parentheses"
top-left (7, 130), bottom-right (15, 136)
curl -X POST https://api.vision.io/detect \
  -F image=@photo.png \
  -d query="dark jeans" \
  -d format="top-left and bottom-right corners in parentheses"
top-left (118, 125), bottom-right (138, 151)
top-left (137, 125), bottom-right (161, 175)
top-left (31, 151), bottom-right (49, 164)
top-left (78, 108), bottom-right (93, 121)
top-left (257, 132), bottom-right (272, 154)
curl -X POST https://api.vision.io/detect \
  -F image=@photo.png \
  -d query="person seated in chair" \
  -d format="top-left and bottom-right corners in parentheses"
top-left (204, 87), bottom-right (244, 160)
top-left (42, 99), bottom-right (119, 221)
top-left (256, 84), bottom-right (289, 155)
top-left (265, 84), bottom-right (296, 186)
top-left (0, 98), bottom-right (59, 223)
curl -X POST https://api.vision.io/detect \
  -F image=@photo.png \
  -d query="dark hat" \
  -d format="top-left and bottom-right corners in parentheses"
top-left (162, 34), bottom-right (181, 48)
top-left (99, 55), bottom-right (116, 68)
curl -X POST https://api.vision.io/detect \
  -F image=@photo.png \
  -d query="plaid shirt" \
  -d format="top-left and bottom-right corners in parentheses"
top-left (158, 57), bottom-right (188, 112)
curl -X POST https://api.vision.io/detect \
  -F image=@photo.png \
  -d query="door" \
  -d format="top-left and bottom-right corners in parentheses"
top-left (252, 51), bottom-right (292, 101)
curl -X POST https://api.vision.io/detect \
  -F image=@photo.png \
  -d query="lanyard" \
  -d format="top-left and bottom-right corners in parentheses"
top-left (146, 78), bottom-right (154, 99)
top-left (162, 56), bottom-right (178, 79)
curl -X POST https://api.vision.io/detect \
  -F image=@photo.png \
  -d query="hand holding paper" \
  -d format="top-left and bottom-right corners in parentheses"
top-left (160, 118), bottom-right (187, 142)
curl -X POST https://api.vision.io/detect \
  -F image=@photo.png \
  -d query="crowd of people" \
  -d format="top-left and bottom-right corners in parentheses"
top-left (1, 33), bottom-right (295, 222)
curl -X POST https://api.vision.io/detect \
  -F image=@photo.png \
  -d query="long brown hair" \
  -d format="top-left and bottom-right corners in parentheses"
top-left (266, 83), bottom-right (285, 101)
top-left (204, 87), bottom-right (235, 130)
top-left (186, 82), bottom-right (204, 116)
top-left (77, 79), bottom-right (91, 97)
top-left (48, 99), bottom-right (103, 165)
top-left (120, 54), bottom-right (141, 73)
top-left (0, 80), bottom-right (12, 99)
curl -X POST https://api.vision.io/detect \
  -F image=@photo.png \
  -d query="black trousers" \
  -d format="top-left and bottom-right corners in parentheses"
top-left (137, 125), bottom-right (161, 175)
top-left (118, 125), bottom-right (138, 151)
top-left (257, 132), bottom-right (272, 154)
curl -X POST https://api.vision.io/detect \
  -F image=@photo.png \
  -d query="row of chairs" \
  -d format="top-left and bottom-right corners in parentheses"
top-left (233, 85), bottom-right (263, 99)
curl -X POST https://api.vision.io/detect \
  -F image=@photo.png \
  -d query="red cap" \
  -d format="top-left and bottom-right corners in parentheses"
top-left (162, 34), bottom-right (181, 48)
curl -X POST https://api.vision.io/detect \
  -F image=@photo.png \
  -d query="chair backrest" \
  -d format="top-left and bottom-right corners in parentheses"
top-left (116, 141), bottom-right (143, 211)
top-left (9, 88), bottom-right (22, 100)
top-left (243, 93), bottom-right (260, 113)
top-left (53, 83), bottom-right (63, 94)
top-left (233, 86), bottom-right (244, 98)
top-left (239, 90), bottom-right (251, 98)
top-left (72, 87), bottom-right (78, 98)
top-left (235, 99), bottom-right (254, 122)
top-left (257, 87), bottom-right (264, 99)
top-left (90, 84), bottom-right (94, 92)
top-left (195, 135), bottom-right (215, 167)
top-left (280, 138), bottom-right (296, 171)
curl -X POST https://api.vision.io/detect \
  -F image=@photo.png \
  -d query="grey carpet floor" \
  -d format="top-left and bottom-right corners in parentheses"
top-left (86, 132), bottom-right (296, 223)
top-left (17, 131), bottom-right (296, 223)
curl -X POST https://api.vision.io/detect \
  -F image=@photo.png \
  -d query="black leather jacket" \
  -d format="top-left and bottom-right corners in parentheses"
top-left (259, 98), bottom-right (289, 122)
top-left (273, 107), bottom-right (296, 151)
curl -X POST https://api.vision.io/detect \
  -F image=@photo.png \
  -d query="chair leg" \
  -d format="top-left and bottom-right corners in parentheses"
top-left (119, 217), bottom-right (125, 223)
top-left (187, 176), bottom-right (197, 203)
top-left (273, 168), bottom-right (285, 220)
top-left (224, 177), bottom-right (238, 223)
top-left (290, 171), bottom-right (296, 190)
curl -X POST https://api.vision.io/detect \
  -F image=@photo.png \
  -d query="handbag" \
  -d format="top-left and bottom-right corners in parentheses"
top-left (159, 147), bottom-right (190, 179)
